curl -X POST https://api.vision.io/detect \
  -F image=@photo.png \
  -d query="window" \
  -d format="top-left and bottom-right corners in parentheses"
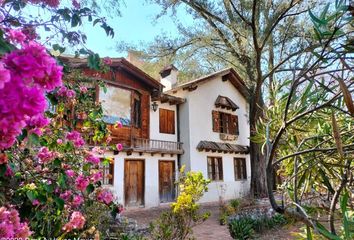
top-left (234, 158), bottom-right (247, 180)
top-left (99, 85), bottom-right (131, 125)
top-left (212, 110), bottom-right (239, 135)
top-left (207, 157), bottom-right (223, 181)
top-left (159, 108), bottom-right (175, 134)
top-left (133, 95), bottom-right (141, 128)
top-left (100, 161), bottom-right (114, 185)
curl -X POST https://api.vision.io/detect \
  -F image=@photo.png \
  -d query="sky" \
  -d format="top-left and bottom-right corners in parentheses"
top-left (82, 0), bottom-right (191, 58)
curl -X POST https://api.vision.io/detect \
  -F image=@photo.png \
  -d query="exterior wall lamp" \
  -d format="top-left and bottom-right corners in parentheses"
top-left (152, 101), bottom-right (159, 112)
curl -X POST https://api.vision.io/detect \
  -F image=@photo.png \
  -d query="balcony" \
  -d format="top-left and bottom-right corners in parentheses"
top-left (132, 138), bottom-right (184, 154)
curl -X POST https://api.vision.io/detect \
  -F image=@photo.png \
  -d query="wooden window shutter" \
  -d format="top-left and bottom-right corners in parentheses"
top-left (230, 115), bottom-right (239, 135)
top-left (212, 110), bottom-right (220, 132)
top-left (160, 109), bottom-right (175, 134)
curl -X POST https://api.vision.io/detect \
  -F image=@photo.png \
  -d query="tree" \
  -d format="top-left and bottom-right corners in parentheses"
top-left (145, 0), bottom-right (332, 197)
top-left (253, 1), bottom-right (353, 237)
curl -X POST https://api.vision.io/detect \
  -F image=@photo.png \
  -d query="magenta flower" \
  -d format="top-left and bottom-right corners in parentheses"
top-left (60, 190), bottom-right (72, 201)
top-left (65, 169), bottom-right (75, 178)
top-left (72, 195), bottom-right (84, 207)
top-left (85, 153), bottom-right (100, 165)
top-left (97, 189), bottom-right (114, 204)
top-left (0, 62), bottom-right (10, 89)
top-left (66, 131), bottom-right (85, 147)
top-left (6, 29), bottom-right (26, 45)
top-left (79, 85), bottom-right (88, 93)
top-left (75, 174), bottom-right (89, 191)
top-left (103, 57), bottom-right (112, 65)
top-left (56, 138), bottom-right (63, 144)
top-left (116, 143), bottom-right (123, 151)
top-left (37, 147), bottom-right (56, 164)
top-left (32, 199), bottom-right (40, 206)
top-left (90, 171), bottom-right (103, 183)
top-left (62, 211), bottom-right (86, 232)
top-left (0, 207), bottom-right (32, 238)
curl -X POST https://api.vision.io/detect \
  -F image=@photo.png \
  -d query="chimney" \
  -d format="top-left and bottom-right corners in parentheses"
top-left (126, 50), bottom-right (144, 68)
top-left (159, 64), bottom-right (179, 91)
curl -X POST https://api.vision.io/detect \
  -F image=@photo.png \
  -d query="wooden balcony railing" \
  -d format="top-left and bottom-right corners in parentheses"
top-left (133, 138), bottom-right (184, 154)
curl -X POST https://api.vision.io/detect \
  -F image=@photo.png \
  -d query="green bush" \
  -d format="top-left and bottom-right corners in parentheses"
top-left (228, 211), bottom-right (288, 239)
top-left (228, 217), bottom-right (254, 240)
top-left (219, 199), bottom-right (241, 225)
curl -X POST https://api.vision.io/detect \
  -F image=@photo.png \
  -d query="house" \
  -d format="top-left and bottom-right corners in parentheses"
top-left (163, 66), bottom-right (251, 203)
top-left (61, 57), bottom-right (185, 208)
top-left (62, 56), bottom-right (250, 207)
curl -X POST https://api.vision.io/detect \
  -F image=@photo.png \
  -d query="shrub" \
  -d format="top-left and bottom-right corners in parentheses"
top-left (219, 199), bottom-right (240, 225)
top-left (150, 166), bottom-right (210, 240)
top-left (228, 209), bottom-right (288, 239)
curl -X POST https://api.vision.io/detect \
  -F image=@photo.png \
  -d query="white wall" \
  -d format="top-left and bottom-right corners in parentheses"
top-left (102, 151), bottom-right (178, 208)
top-left (171, 76), bottom-right (251, 202)
top-left (149, 102), bottom-right (178, 142)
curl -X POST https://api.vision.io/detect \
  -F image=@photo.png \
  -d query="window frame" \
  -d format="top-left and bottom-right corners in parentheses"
top-left (100, 160), bottom-right (114, 185)
top-left (207, 156), bottom-right (223, 181)
top-left (234, 158), bottom-right (247, 181)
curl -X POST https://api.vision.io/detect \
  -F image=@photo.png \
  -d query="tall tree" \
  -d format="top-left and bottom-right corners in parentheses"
top-left (146, 0), bottom-right (328, 196)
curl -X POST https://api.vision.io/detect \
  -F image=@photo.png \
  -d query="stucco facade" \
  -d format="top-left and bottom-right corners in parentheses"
top-left (168, 72), bottom-right (251, 203)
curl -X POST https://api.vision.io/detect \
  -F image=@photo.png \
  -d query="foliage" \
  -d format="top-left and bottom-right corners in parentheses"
top-left (219, 199), bottom-right (240, 225)
top-left (251, 0), bottom-right (354, 238)
top-left (150, 165), bottom-right (210, 240)
top-left (228, 210), bottom-right (288, 239)
top-left (0, 0), bottom-right (121, 238)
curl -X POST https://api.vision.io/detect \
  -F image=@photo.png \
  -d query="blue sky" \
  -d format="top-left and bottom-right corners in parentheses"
top-left (82, 0), bottom-right (191, 57)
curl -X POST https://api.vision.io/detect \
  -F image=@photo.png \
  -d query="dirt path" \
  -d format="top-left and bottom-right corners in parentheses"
top-left (122, 201), bottom-right (302, 239)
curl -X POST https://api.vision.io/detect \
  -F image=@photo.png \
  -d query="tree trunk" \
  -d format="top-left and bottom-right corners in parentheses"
top-left (249, 96), bottom-right (268, 197)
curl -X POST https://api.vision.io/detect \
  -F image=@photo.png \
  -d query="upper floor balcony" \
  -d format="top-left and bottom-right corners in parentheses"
top-left (131, 138), bottom-right (183, 155)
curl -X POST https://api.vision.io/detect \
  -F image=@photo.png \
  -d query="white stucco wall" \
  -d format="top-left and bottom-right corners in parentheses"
top-left (102, 151), bottom-right (178, 208)
top-left (171, 76), bottom-right (251, 202)
top-left (149, 102), bottom-right (178, 142)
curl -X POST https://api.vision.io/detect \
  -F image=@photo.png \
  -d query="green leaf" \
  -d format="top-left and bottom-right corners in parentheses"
top-left (26, 190), bottom-right (37, 201)
top-left (54, 197), bottom-right (64, 210)
top-left (71, 13), bottom-right (81, 27)
top-left (306, 225), bottom-right (313, 240)
top-left (58, 173), bottom-right (67, 188)
top-left (309, 9), bottom-right (328, 25)
top-left (52, 44), bottom-right (66, 53)
top-left (86, 184), bottom-right (94, 194)
top-left (340, 192), bottom-right (350, 239)
top-left (28, 133), bottom-right (40, 145)
top-left (0, 164), bottom-right (6, 177)
top-left (316, 222), bottom-right (341, 240)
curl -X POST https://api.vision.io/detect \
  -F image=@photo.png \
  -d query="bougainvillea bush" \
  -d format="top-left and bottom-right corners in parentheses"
top-left (0, 0), bottom-right (120, 238)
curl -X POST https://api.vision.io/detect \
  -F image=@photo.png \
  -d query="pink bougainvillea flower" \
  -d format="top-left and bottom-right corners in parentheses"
top-left (72, 0), bottom-right (80, 9)
top-left (92, 146), bottom-right (104, 155)
top-left (103, 57), bottom-right (112, 65)
top-left (62, 211), bottom-right (86, 232)
top-left (32, 199), bottom-right (40, 206)
top-left (75, 174), bottom-right (89, 191)
top-left (37, 147), bottom-right (56, 163)
top-left (65, 169), bottom-right (75, 178)
top-left (56, 138), bottom-right (63, 144)
top-left (114, 121), bottom-right (123, 129)
top-left (85, 153), bottom-right (100, 165)
top-left (6, 29), bottom-right (26, 45)
top-left (116, 143), bottom-right (123, 151)
top-left (0, 207), bottom-right (32, 238)
top-left (90, 171), bottom-right (103, 183)
top-left (79, 85), bottom-right (88, 93)
top-left (60, 190), bottom-right (72, 201)
top-left (97, 189), bottom-right (114, 204)
top-left (72, 195), bottom-right (84, 207)
top-left (0, 62), bottom-right (10, 89)
top-left (5, 166), bottom-right (14, 177)
top-left (66, 130), bottom-right (85, 147)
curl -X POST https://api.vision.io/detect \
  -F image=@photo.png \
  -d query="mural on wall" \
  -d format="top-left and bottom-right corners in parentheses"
top-left (100, 85), bottom-right (131, 125)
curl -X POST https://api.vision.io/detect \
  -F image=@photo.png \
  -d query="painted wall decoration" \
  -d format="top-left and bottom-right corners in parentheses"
top-left (100, 85), bottom-right (131, 125)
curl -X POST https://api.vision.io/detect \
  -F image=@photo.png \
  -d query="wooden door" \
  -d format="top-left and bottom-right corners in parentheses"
top-left (159, 161), bottom-right (175, 203)
top-left (125, 160), bottom-right (144, 206)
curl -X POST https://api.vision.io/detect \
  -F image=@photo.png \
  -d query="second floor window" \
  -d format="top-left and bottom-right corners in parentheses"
top-left (234, 158), bottom-right (247, 180)
top-left (212, 110), bottom-right (239, 135)
top-left (159, 108), bottom-right (175, 134)
top-left (207, 157), bottom-right (223, 181)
